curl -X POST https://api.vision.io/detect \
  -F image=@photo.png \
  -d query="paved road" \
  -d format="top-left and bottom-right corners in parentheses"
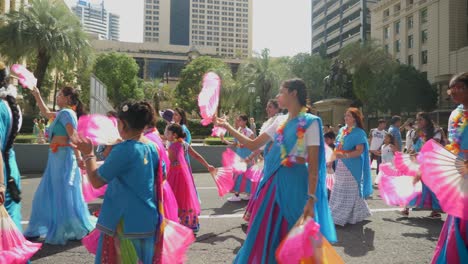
top-left (20, 168), bottom-right (443, 264)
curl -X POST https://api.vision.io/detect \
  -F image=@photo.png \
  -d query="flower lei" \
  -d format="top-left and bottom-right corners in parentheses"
top-left (446, 105), bottom-right (468, 155)
top-left (276, 107), bottom-right (308, 167)
top-left (336, 125), bottom-right (354, 150)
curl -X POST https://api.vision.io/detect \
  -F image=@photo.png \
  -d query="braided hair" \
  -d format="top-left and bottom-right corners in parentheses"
top-left (61, 86), bottom-right (85, 119)
top-left (0, 65), bottom-right (21, 202)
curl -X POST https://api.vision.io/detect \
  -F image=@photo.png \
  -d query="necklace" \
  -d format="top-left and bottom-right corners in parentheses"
top-left (336, 125), bottom-right (354, 150)
top-left (276, 107), bottom-right (308, 167)
top-left (446, 105), bottom-right (468, 154)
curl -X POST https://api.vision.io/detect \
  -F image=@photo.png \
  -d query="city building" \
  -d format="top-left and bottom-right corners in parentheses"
top-left (0, 0), bottom-right (29, 14)
top-left (90, 38), bottom-right (241, 82)
top-left (311, 0), bottom-right (380, 57)
top-left (371, 0), bottom-right (468, 113)
top-left (71, 0), bottom-right (120, 41)
top-left (143, 0), bottom-right (252, 59)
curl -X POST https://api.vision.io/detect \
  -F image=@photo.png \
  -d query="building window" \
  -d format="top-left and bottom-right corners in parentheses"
top-left (407, 0), bottom-right (414, 6)
top-left (394, 21), bottom-right (400, 35)
top-left (421, 29), bottom-right (428, 44)
top-left (407, 16), bottom-right (413, 29)
top-left (383, 9), bottom-right (390, 17)
top-left (421, 50), bottom-right (428, 64)
top-left (394, 3), bottom-right (401, 12)
top-left (408, 35), bottom-right (413, 48)
top-left (408, 54), bottom-right (413, 65)
top-left (384, 26), bottom-right (389, 39)
top-left (395, 40), bottom-right (401, 52)
top-left (421, 8), bottom-right (428, 24)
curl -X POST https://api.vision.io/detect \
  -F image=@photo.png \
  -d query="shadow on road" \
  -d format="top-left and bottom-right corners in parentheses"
top-left (382, 216), bottom-right (443, 242)
top-left (31, 240), bottom-right (84, 261)
top-left (203, 199), bottom-right (248, 215)
top-left (334, 220), bottom-right (375, 257)
top-left (196, 226), bottom-right (245, 254)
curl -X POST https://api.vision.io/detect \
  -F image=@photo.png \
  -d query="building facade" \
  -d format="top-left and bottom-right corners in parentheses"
top-left (143, 0), bottom-right (252, 59)
top-left (0, 0), bottom-right (29, 14)
top-left (371, 0), bottom-right (468, 111)
top-left (311, 0), bottom-right (379, 57)
top-left (71, 0), bottom-right (120, 41)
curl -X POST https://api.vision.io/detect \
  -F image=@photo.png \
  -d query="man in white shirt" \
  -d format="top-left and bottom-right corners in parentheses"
top-left (369, 119), bottom-right (387, 174)
top-left (403, 119), bottom-right (416, 153)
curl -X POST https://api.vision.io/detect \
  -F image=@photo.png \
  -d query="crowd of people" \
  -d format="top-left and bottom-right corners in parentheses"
top-left (0, 57), bottom-right (467, 263)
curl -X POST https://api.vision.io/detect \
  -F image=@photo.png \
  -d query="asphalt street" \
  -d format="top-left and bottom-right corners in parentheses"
top-left (19, 167), bottom-right (443, 264)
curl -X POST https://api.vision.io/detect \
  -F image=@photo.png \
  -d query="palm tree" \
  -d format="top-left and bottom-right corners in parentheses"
top-left (236, 49), bottom-right (291, 120)
top-left (0, 0), bottom-right (91, 89)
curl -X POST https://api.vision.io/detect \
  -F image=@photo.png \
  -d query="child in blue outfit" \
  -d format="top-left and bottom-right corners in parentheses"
top-left (74, 101), bottom-right (162, 264)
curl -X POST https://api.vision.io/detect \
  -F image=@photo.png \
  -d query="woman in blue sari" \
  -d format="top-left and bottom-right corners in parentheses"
top-left (431, 72), bottom-right (468, 263)
top-left (174, 107), bottom-right (191, 144)
top-left (0, 63), bottom-right (23, 229)
top-left (216, 78), bottom-right (336, 263)
top-left (329, 107), bottom-right (372, 226)
top-left (24, 86), bottom-right (95, 245)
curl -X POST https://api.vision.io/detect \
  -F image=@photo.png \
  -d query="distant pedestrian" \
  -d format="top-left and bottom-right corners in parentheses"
top-left (369, 119), bottom-right (387, 174)
top-left (388, 116), bottom-right (403, 152)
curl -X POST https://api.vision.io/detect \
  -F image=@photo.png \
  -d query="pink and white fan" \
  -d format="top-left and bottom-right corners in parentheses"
top-left (210, 167), bottom-right (234, 197)
top-left (222, 148), bottom-right (247, 174)
top-left (0, 206), bottom-right (42, 263)
top-left (161, 220), bottom-right (195, 264)
top-left (394, 151), bottom-right (420, 176)
top-left (81, 161), bottom-right (106, 202)
top-left (10, 64), bottom-right (36, 90)
top-left (419, 139), bottom-right (468, 219)
top-left (198, 71), bottom-right (223, 130)
top-left (378, 164), bottom-right (422, 207)
top-left (77, 114), bottom-right (120, 145)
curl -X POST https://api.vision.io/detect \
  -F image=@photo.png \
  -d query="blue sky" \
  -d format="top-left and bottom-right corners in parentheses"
top-left (65, 0), bottom-right (311, 57)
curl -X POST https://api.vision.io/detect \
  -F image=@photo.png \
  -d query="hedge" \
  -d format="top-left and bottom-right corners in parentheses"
top-left (155, 119), bottom-right (214, 137)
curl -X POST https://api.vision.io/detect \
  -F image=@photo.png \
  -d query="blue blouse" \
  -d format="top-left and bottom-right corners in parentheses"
top-left (97, 140), bottom-right (160, 238)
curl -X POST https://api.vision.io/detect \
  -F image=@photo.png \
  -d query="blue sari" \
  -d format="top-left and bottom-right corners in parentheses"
top-left (234, 113), bottom-right (336, 264)
top-left (24, 109), bottom-right (95, 245)
top-left (0, 100), bottom-right (22, 230)
top-left (336, 126), bottom-right (373, 198)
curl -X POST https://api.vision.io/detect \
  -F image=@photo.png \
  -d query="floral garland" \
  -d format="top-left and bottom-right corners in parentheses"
top-left (336, 125), bottom-right (354, 150)
top-left (446, 105), bottom-right (468, 154)
top-left (276, 107), bottom-right (308, 167)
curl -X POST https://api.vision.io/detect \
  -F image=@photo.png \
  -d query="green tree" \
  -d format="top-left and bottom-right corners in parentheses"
top-left (175, 56), bottom-right (234, 114)
top-left (376, 64), bottom-right (437, 113)
top-left (0, 0), bottom-right (91, 89)
top-left (289, 53), bottom-right (330, 103)
top-left (236, 49), bottom-right (290, 120)
top-left (338, 41), bottom-right (394, 112)
top-left (93, 52), bottom-right (144, 107)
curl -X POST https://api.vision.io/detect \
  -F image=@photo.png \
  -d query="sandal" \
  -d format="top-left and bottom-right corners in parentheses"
top-left (428, 212), bottom-right (442, 219)
top-left (397, 208), bottom-right (409, 217)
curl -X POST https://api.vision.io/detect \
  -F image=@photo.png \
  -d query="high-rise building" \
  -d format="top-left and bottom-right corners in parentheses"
top-left (371, 0), bottom-right (468, 110)
top-left (143, 0), bottom-right (252, 59)
top-left (0, 0), bottom-right (29, 14)
top-left (71, 0), bottom-right (120, 41)
top-left (311, 0), bottom-right (379, 57)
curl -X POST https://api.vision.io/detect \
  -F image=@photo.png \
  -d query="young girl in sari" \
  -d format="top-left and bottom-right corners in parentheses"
top-left (74, 101), bottom-right (162, 263)
top-left (166, 123), bottom-right (214, 233)
top-left (216, 78), bottom-right (336, 263)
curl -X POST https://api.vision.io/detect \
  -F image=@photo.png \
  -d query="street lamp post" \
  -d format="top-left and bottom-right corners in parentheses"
top-left (247, 83), bottom-right (255, 118)
top-left (255, 96), bottom-right (261, 120)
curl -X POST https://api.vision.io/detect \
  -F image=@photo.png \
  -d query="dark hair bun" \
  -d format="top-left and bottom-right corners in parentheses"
top-left (118, 100), bottom-right (155, 131)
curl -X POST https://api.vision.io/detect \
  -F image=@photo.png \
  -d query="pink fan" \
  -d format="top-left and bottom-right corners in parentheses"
top-left (10, 64), bottom-right (37, 90)
top-left (419, 139), bottom-right (468, 219)
top-left (0, 206), bottom-right (42, 263)
top-left (394, 152), bottom-right (420, 176)
top-left (198, 72), bottom-right (221, 126)
top-left (222, 148), bottom-right (247, 174)
top-left (378, 164), bottom-right (422, 206)
top-left (211, 126), bottom-right (227, 137)
top-left (275, 217), bottom-right (322, 263)
top-left (81, 161), bottom-right (106, 202)
top-left (82, 228), bottom-right (100, 255)
top-left (211, 167), bottom-right (235, 197)
top-left (245, 161), bottom-right (264, 193)
top-left (161, 220), bottom-right (195, 264)
top-left (326, 169), bottom-right (335, 191)
top-left (77, 114), bottom-right (121, 145)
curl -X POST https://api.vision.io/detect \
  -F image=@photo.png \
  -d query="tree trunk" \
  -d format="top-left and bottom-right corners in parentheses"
top-left (34, 48), bottom-right (51, 89)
